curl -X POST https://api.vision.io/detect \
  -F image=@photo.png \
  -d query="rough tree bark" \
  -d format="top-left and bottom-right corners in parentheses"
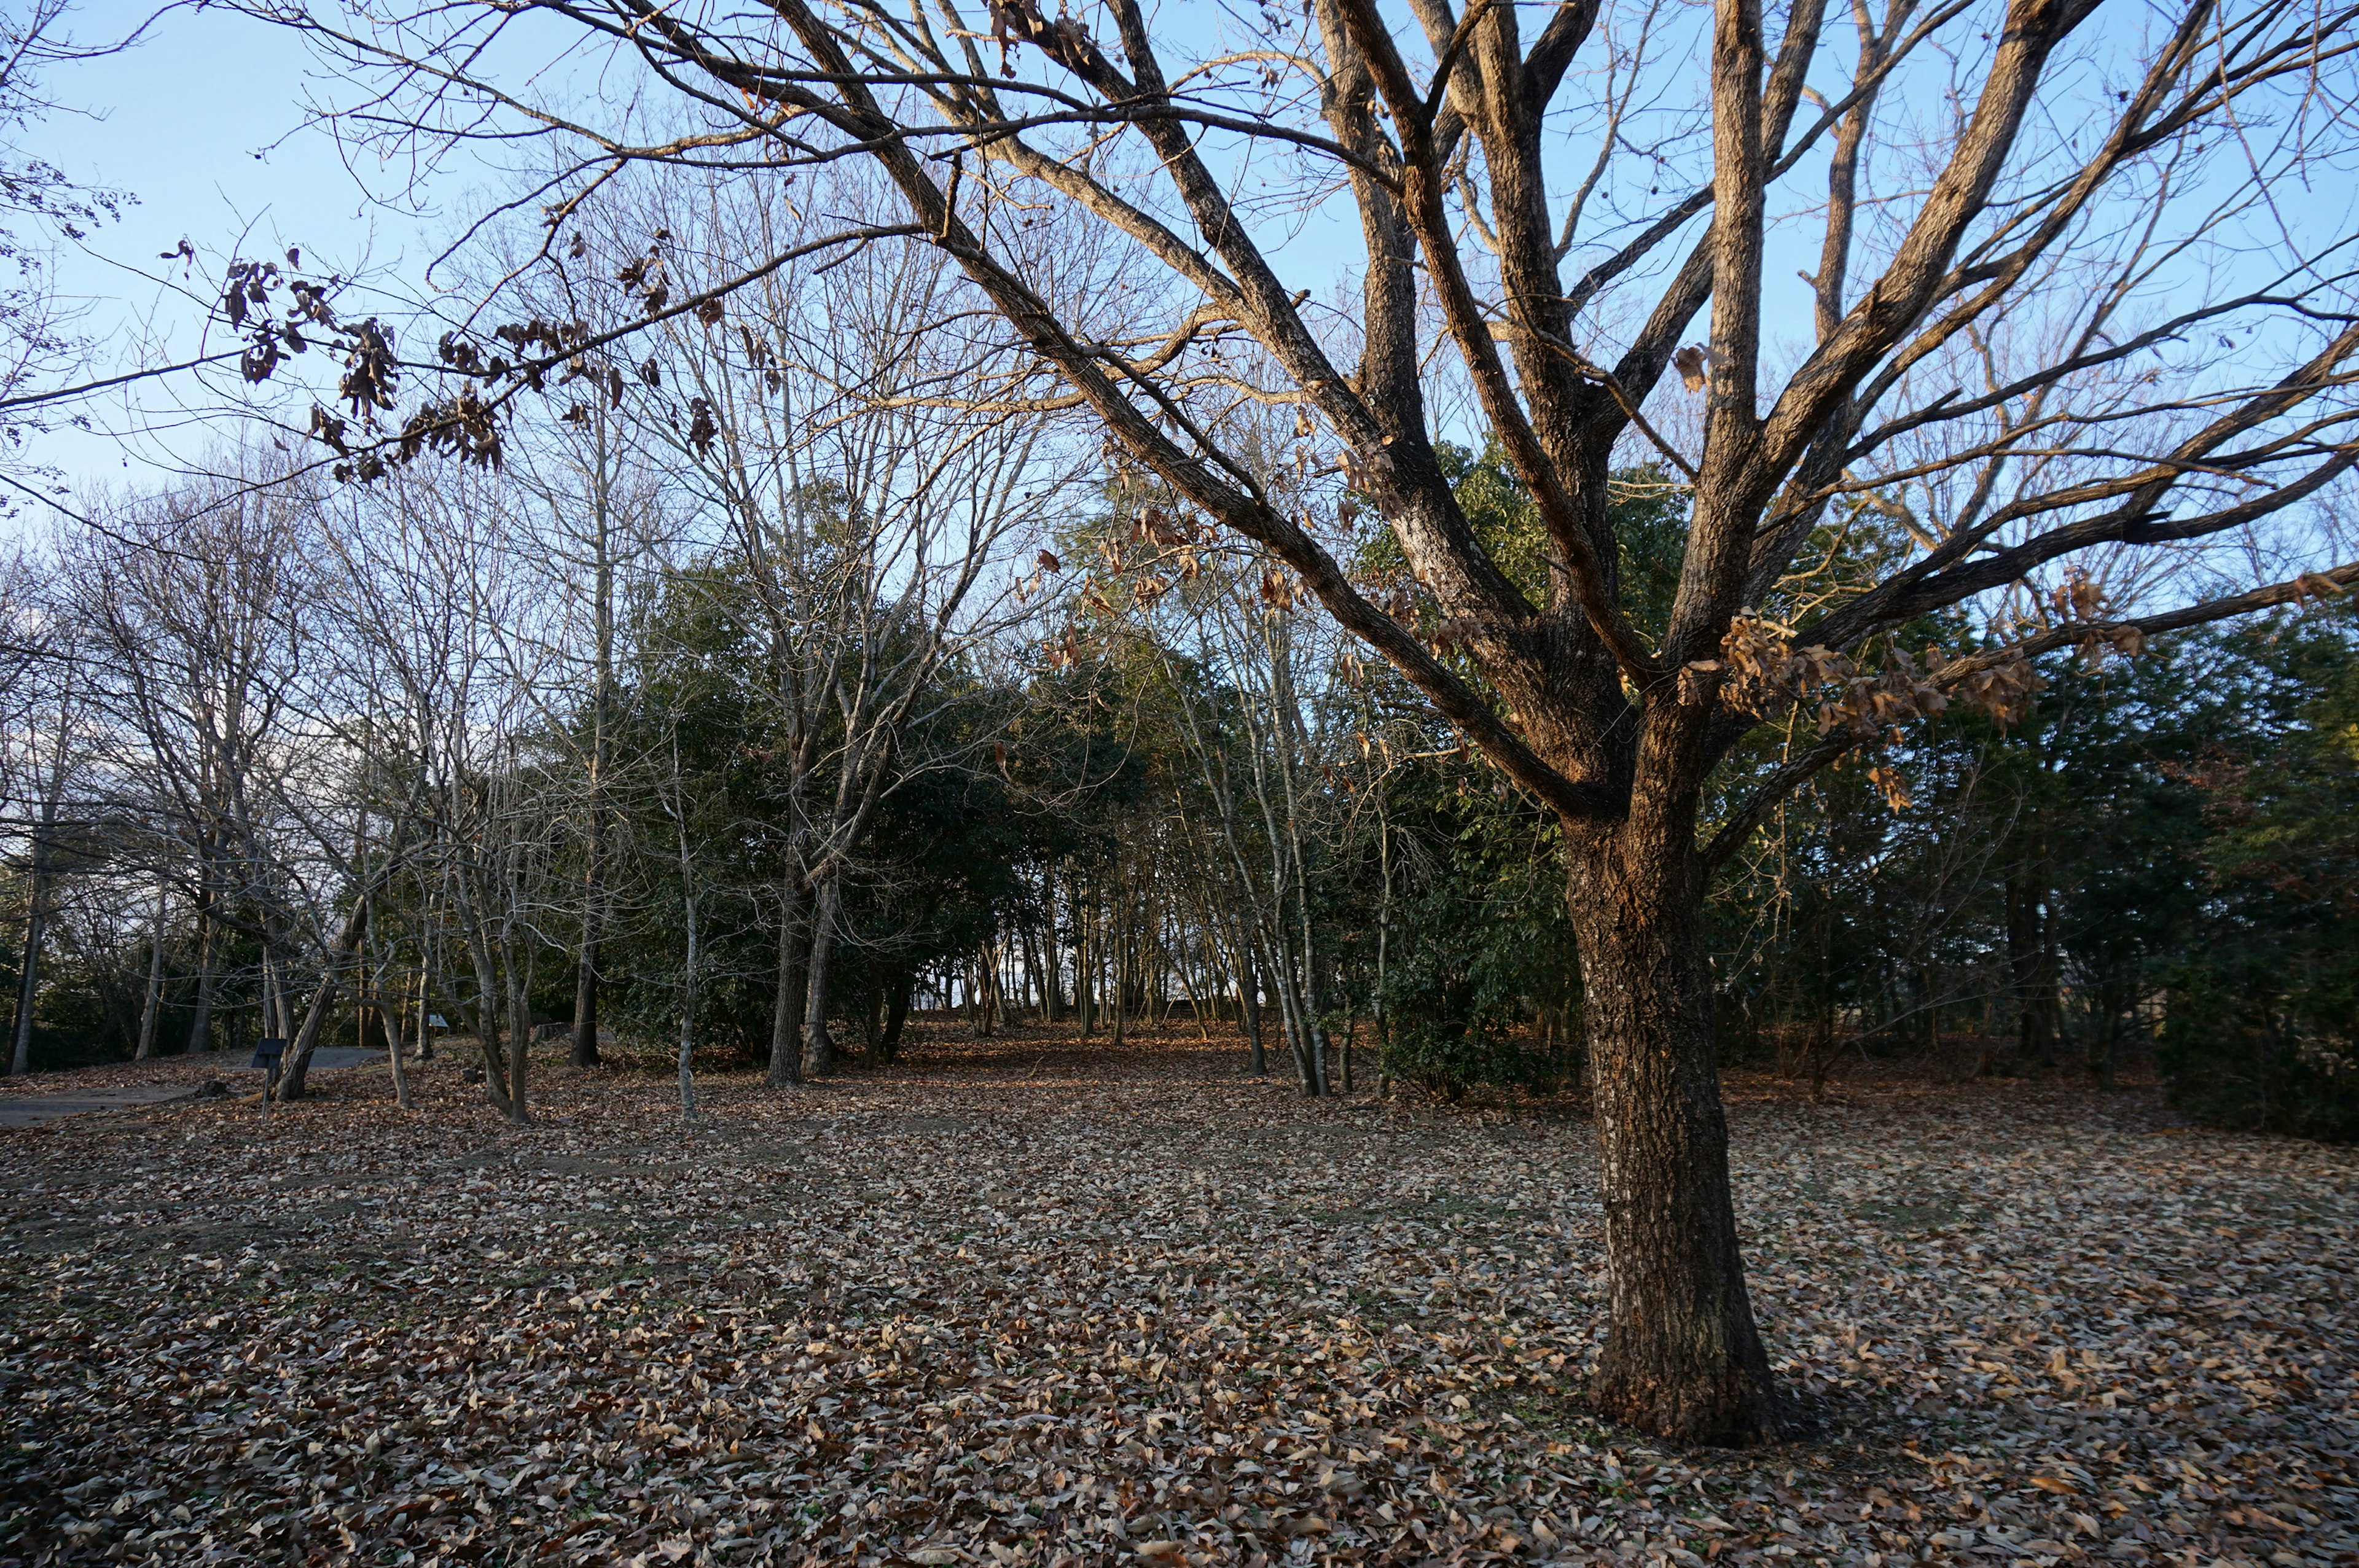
top-left (1567, 832), bottom-right (1781, 1441)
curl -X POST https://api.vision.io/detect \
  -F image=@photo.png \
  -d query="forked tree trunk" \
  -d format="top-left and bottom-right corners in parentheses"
top-left (456, 900), bottom-right (525, 1126)
top-left (1567, 833), bottom-right (1786, 1446)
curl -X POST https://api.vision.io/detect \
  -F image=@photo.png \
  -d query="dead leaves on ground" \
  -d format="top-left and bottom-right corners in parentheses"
top-left (0, 1029), bottom-right (2352, 1567)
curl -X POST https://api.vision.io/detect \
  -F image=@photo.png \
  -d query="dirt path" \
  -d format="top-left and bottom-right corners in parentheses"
top-left (0, 1023), bottom-right (2350, 1567)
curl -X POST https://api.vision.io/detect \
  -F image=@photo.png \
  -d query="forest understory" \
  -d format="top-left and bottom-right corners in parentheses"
top-left (0, 1025), bottom-right (2351, 1568)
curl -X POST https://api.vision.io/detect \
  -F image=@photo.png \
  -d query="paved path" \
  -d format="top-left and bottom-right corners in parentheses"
top-left (0, 1084), bottom-right (212, 1129)
top-left (238, 1047), bottom-right (385, 1075)
top-left (0, 1048), bottom-right (386, 1130)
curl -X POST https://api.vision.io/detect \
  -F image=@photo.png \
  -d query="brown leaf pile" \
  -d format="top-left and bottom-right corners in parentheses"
top-left (1, 1029), bottom-right (2352, 1567)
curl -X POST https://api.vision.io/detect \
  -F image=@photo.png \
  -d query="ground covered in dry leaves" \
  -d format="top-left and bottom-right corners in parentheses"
top-left (1, 1025), bottom-right (2352, 1568)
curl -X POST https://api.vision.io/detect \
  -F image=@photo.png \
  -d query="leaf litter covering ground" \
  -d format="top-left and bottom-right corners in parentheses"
top-left (0, 1027), bottom-right (2352, 1568)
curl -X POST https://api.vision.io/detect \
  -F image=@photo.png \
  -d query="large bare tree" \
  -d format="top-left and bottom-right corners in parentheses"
top-left (243, 0), bottom-right (2359, 1440)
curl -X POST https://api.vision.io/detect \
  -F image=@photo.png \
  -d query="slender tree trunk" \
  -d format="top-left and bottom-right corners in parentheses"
top-left (2087, 972), bottom-right (2124, 1090)
top-left (9, 692), bottom-right (72, 1076)
top-left (133, 881), bottom-right (168, 1061)
top-left (769, 876), bottom-right (809, 1087)
top-left (573, 475), bottom-right (617, 1068)
top-left (678, 881), bottom-right (700, 1121)
top-left (2003, 872), bottom-right (2060, 1071)
top-left (184, 904), bottom-right (218, 1055)
top-left (880, 972), bottom-right (912, 1061)
top-left (503, 928), bottom-right (533, 1122)
top-left (1374, 813), bottom-right (1392, 1082)
top-left (9, 841), bottom-right (52, 1076)
top-left (1567, 837), bottom-right (1785, 1445)
top-left (1261, 924), bottom-right (1318, 1095)
top-left (380, 952), bottom-right (414, 1111)
top-left (1240, 932), bottom-right (1267, 1076)
top-left (259, 942), bottom-right (287, 1046)
top-left (1076, 883), bottom-right (1095, 1036)
top-left (1040, 867), bottom-right (1060, 1024)
top-left (1108, 908), bottom-right (1125, 1047)
top-left (571, 859), bottom-right (604, 1068)
top-left (801, 873), bottom-right (843, 1076)
top-left (414, 959), bottom-right (434, 1061)
top-left (453, 875), bottom-right (523, 1124)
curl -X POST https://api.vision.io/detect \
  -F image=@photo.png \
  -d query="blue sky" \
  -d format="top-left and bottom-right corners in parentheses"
top-left (14, 3), bottom-right (471, 506)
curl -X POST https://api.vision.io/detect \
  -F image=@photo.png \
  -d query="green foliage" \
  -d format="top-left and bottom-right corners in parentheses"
top-left (2156, 609), bottom-right (2359, 1139)
top-left (1356, 441), bottom-right (1688, 639)
top-left (1358, 445), bottom-right (1666, 1096)
top-left (581, 556), bottom-right (1118, 1058)
top-left (1371, 775), bottom-right (1580, 1099)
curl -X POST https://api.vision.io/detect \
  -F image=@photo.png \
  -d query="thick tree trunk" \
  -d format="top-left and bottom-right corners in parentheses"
top-left (1568, 840), bottom-right (1787, 1445)
top-left (281, 891), bottom-right (374, 1101)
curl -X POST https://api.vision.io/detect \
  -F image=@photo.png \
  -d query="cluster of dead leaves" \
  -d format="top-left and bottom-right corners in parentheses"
top-left (1706, 618), bottom-right (2044, 744)
top-left (0, 1028), bottom-right (2352, 1568)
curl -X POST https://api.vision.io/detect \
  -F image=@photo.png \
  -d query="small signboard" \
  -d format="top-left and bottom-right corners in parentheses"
top-left (250, 1036), bottom-right (288, 1071)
